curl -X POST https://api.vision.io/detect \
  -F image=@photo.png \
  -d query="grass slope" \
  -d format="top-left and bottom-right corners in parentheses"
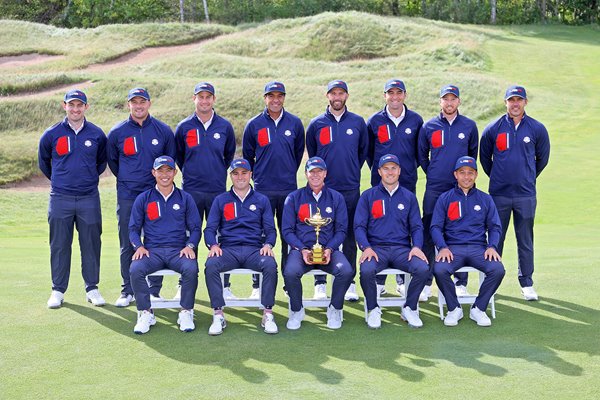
top-left (1, 13), bottom-right (599, 399)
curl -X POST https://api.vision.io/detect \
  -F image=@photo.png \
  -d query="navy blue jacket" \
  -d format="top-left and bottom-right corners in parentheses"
top-left (430, 184), bottom-right (502, 249)
top-left (366, 106), bottom-right (423, 192)
top-left (282, 185), bottom-right (348, 251)
top-left (480, 113), bottom-right (550, 197)
top-left (107, 115), bottom-right (176, 200)
top-left (418, 112), bottom-right (478, 193)
top-left (129, 185), bottom-right (201, 250)
top-left (306, 107), bottom-right (368, 191)
top-left (175, 111), bottom-right (236, 194)
top-left (354, 183), bottom-right (424, 250)
top-left (204, 187), bottom-right (277, 249)
top-left (38, 118), bottom-right (107, 196)
top-left (242, 108), bottom-right (305, 192)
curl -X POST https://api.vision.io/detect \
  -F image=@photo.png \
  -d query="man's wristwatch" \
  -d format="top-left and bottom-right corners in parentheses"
top-left (186, 243), bottom-right (195, 249)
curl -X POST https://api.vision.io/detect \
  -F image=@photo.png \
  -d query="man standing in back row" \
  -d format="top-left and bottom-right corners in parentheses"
top-left (175, 82), bottom-right (236, 299)
top-left (366, 79), bottom-right (424, 296)
top-left (107, 87), bottom-right (176, 307)
top-left (306, 80), bottom-right (368, 301)
top-left (480, 85), bottom-right (550, 301)
top-left (39, 89), bottom-right (107, 309)
top-left (243, 81), bottom-right (305, 272)
top-left (418, 85), bottom-right (479, 300)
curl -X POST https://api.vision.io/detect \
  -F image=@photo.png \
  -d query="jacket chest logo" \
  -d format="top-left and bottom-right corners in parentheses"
top-left (151, 139), bottom-right (158, 146)
top-left (55, 136), bottom-right (71, 156)
top-left (173, 204), bottom-right (180, 210)
top-left (249, 204), bottom-right (257, 211)
top-left (325, 207), bottom-right (332, 214)
top-left (405, 128), bottom-right (412, 134)
top-left (458, 133), bottom-right (465, 139)
top-left (84, 140), bottom-right (92, 147)
top-left (377, 125), bottom-right (391, 143)
top-left (319, 126), bottom-right (333, 145)
top-left (474, 205), bottom-right (481, 211)
top-left (257, 127), bottom-right (271, 147)
top-left (285, 130), bottom-right (292, 137)
top-left (223, 202), bottom-right (238, 221)
top-left (431, 130), bottom-right (444, 148)
top-left (346, 128), bottom-right (353, 135)
top-left (398, 203), bottom-right (405, 210)
top-left (523, 136), bottom-right (531, 143)
top-left (214, 133), bottom-right (221, 140)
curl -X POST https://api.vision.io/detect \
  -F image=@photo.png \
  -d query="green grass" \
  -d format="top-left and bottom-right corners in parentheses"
top-left (1, 13), bottom-right (600, 399)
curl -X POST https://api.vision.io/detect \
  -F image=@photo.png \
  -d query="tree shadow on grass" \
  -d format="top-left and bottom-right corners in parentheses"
top-left (65, 292), bottom-right (596, 384)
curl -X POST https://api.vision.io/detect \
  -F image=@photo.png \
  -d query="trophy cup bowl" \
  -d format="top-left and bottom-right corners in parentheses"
top-left (304, 207), bottom-right (332, 264)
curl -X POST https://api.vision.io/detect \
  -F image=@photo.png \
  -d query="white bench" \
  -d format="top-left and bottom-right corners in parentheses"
top-left (364, 268), bottom-right (412, 321)
top-left (147, 269), bottom-right (182, 309)
top-left (220, 268), bottom-right (264, 309)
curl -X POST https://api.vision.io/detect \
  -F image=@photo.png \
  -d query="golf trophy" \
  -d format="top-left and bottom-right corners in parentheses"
top-left (304, 207), bottom-right (332, 264)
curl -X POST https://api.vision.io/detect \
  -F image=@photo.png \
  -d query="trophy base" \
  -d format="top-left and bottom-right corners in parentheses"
top-left (308, 248), bottom-right (328, 265)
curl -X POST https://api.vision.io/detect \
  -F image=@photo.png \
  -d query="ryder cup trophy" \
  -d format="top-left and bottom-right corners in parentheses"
top-left (304, 207), bottom-right (332, 264)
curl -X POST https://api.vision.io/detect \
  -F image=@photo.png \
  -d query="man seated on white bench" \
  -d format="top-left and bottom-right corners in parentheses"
top-left (204, 159), bottom-right (279, 336)
top-left (128, 156), bottom-right (201, 334)
top-left (431, 156), bottom-right (505, 327)
top-left (355, 154), bottom-right (430, 329)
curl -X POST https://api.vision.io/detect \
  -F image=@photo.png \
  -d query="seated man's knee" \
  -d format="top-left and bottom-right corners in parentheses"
top-left (359, 261), bottom-right (377, 279)
top-left (129, 260), bottom-right (146, 279)
top-left (180, 259), bottom-right (199, 277)
top-left (433, 262), bottom-right (452, 278)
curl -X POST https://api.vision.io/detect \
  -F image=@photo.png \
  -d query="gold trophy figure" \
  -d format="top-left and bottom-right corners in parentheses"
top-left (304, 207), bottom-right (332, 264)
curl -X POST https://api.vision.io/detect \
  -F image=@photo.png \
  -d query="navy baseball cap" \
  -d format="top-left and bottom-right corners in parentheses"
top-left (194, 82), bottom-right (215, 95)
top-left (153, 155), bottom-right (175, 170)
top-left (440, 85), bottom-right (460, 98)
top-left (264, 81), bottom-right (286, 95)
top-left (384, 79), bottom-right (406, 93)
top-left (505, 85), bottom-right (527, 100)
top-left (305, 156), bottom-right (327, 171)
top-left (128, 87), bottom-right (150, 101)
top-left (327, 80), bottom-right (348, 93)
top-left (64, 89), bottom-right (87, 104)
top-left (228, 158), bottom-right (251, 173)
top-left (378, 154), bottom-right (400, 168)
top-left (454, 156), bottom-right (477, 171)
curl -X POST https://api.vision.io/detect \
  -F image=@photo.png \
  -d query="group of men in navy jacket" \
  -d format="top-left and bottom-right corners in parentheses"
top-left (38, 78), bottom-right (550, 333)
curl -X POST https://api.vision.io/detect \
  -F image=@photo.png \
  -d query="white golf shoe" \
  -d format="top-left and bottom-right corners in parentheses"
top-left (86, 289), bottom-right (106, 307)
top-left (261, 312), bottom-right (278, 334)
top-left (521, 286), bottom-right (539, 301)
top-left (326, 305), bottom-right (343, 329)
top-left (313, 284), bottom-right (327, 300)
top-left (367, 307), bottom-right (382, 329)
top-left (115, 294), bottom-right (134, 307)
top-left (47, 290), bottom-right (64, 309)
top-left (208, 313), bottom-right (226, 336)
top-left (134, 310), bottom-right (156, 334)
top-left (286, 308), bottom-right (305, 330)
top-left (344, 283), bottom-right (359, 302)
top-left (444, 307), bottom-right (464, 327)
top-left (177, 309), bottom-right (195, 332)
top-left (469, 306), bottom-right (492, 327)
top-left (401, 306), bottom-right (423, 328)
